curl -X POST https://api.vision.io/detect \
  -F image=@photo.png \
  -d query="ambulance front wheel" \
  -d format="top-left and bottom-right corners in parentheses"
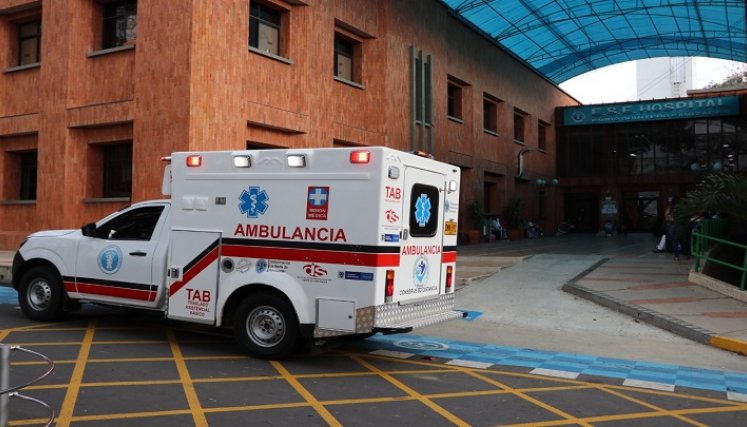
top-left (18, 266), bottom-right (66, 321)
top-left (233, 292), bottom-right (300, 359)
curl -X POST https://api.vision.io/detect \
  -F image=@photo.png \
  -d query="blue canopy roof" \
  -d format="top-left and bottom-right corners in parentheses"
top-left (441, 0), bottom-right (747, 83)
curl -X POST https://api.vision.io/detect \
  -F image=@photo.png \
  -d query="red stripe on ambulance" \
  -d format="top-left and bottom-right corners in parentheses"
top-left (221, 244), bottom-right (400, 267)
top-left (169, 245), bottom-right (220, 297)
top-left (75, 282), bottom-right (155, 301)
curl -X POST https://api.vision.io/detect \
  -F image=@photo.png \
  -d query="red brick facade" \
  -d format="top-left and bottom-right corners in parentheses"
top-left (0, 0), bottom-right (578, 249)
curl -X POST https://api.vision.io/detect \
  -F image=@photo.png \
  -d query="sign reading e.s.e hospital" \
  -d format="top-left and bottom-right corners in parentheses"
top-left (563, 95), bottom-right (740, 126)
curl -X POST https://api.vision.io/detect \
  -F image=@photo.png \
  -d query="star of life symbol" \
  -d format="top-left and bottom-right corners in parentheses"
top-left (414, 194), bottom-right (431, 227)
top-left (308, 187), bottom-right (328, 206)
top-left (239, 186), bottom-right (269, 218)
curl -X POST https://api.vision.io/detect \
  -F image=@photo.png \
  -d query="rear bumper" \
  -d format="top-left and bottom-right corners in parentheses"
top-left (374, 293), bottom-right (465, 329)
top-left (312, 293), bottom-right (464, 339)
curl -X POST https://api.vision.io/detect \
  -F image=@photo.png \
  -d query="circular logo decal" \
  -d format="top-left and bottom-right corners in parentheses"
top-left (256, 259), bottom-right (268, 274)
top-left (98, 245), bottom-right (123, 275)
top-left (413, 256), bottom-right (429, 287)
top-left (571, 111), bottom-right (585, 122)
top-left (394, 340), bottom-right (449, 351)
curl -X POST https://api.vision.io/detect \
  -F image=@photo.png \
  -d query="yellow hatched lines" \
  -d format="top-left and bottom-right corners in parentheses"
top-left (271, 360), bottom-right (343, 426)
top-left (4, 321), bottom-right (747, 426)
top-left (55, 320), bottom-right (96, 427)
top-left (167, 327), bottom-right (209, 427)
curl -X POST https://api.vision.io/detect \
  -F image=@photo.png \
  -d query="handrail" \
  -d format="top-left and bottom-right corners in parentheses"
top-left (0, 345), bottom-right (56, 427)
top-left (691, 219), bottom-right (747, 290)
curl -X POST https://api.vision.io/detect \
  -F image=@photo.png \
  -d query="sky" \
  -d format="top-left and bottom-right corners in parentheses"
top-left (559, 57), bottom-right (746, 105)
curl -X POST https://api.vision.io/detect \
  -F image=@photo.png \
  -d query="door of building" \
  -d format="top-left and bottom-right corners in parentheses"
top-left (622, 191), bottom-right (659, 233)
top-left (564, 192), bottom-right (598, 233)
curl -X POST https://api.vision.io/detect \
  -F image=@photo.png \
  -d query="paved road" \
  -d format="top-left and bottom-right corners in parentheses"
top-left (2, 233), bottom-right (747, 426)
top-left (425, 253), bottom-right (746, 372)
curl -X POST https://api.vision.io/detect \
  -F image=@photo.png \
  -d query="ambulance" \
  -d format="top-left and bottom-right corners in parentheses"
top-left (12, 147), bottom-right (463, 358)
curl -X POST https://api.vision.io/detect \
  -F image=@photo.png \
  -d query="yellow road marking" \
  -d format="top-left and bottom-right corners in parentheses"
top-left (597, 385), bottom-right (708, 426)
top-left (351, 355), bottom-right (470, 426)
top-left (167, 327), bottom-right (209, 427)
top-left (463, 369), bottom-right (593, 427)
top-left (271, 360), bottom-right (343, 426)
top-left (55, 320), bottom-right (96, 427)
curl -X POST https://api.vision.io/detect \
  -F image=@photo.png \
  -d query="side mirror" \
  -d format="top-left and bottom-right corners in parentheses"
top-left (81, 223), bottom-right (96, 237)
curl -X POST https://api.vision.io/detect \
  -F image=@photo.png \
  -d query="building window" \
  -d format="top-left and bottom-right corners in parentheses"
top-left (249, 2), bottom-right (282, 56)
top-left (483, 97), bottom-right (498, 133)
top-left (103, 143), bottom-right (132, 198)
top-left (448, 81), bottom-right (463, 120)
top-left (18, 20), bottom-right (41, 65)
top-left (514, 110), bottom-right (526, 142)
top-left (334, 35), bottom-right (357, 82)
top-left (538, 122), bottom-right (548, 150)
top-left (102, 0), bottom-right (137, 49)
top-left (19, 151), bottom-right (37, 200)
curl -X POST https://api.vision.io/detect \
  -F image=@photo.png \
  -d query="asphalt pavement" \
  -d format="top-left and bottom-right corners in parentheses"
top-left (2, 234), bottom-right (747, 426)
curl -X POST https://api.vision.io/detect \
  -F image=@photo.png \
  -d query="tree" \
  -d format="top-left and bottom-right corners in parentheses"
top-left (703, 65), bottom-right (747, 90)
top-left (673, 172), bottom-right (747, 224)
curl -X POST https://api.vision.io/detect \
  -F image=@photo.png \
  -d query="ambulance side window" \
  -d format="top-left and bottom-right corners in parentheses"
top-left (94, 206), bottom-right (165, 241)
top-left (409, 184), bottom-right (439, 237)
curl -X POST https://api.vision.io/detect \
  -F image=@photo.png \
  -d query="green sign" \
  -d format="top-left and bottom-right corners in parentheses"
top-left (563, 96), bottom-right (740, 126)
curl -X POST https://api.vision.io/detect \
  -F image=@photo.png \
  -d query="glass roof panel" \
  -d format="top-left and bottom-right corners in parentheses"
top-left (441, 0), bottom-right (746, 83)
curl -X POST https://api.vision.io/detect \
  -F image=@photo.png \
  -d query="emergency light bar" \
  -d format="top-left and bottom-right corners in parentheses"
top-left (186, 155), bottom-right (202, 167)
top-left (350, 150), bottom-right (370, 164)
top-left (233, 156), bottom-right (251, 168)
top-left (287, 155), bottom-right (306, 168)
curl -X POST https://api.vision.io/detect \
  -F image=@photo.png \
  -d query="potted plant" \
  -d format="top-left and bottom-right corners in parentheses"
top-left (502, 197), bottom-right (523, 240)
top-left (467, 200), bottom-right (486, 244)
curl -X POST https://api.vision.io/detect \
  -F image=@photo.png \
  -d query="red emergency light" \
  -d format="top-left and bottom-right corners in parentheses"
top-left (186, 155), bottom-right (202, 167)
top-left (350, 150), bottom-right (370, 164)
top-left (385, 269), bottom-right (395, 303)
top-left (445, 265), bottom-right (454, 293)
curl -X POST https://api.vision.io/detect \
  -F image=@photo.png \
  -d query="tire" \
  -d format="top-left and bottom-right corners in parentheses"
top-left (233, 292), bottom-right (300, 359)
top-left (18, 266), bottom-right (66, 321)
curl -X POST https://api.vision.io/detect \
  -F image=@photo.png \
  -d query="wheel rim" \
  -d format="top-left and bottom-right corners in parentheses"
top-left (27, 278), bottom-right (52, 311)
top-left (246, 305), bottom-right (286, 348)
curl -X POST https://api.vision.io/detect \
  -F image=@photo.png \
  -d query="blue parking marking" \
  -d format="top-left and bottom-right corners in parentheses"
top-left (460, 310), bottom-right (483, 321)
top-left (356, 333), bottom-right (747, 398)
top-left (0, 286), bottom-right (16, 305)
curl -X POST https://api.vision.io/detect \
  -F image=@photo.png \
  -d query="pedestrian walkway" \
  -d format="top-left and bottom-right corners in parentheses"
top-left (456, 233), bottom-right (747, 358)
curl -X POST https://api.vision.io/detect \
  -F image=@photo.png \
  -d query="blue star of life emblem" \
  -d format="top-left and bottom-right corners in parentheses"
top-left (238, 187), bottom-right (269, 218)
top-left (414, 194), bottom-right (431, 227)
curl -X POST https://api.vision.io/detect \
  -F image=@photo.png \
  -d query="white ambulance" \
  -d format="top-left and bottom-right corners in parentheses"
top-left (12, 147), bottom-right (463, 358)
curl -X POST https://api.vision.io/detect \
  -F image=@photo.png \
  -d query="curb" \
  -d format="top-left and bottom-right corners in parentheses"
top-left (562, 282), bottom-right (714, 345)
top-left (563, 280), bottom-right (747, 357)
top-left (561, 256), bottom-right (747, 356)
top-left (710, 335), bottom-right (747, 357)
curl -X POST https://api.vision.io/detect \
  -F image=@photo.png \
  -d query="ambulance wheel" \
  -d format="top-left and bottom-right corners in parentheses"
top-left (18, 266), bottom-right (65, 321)
top-left (233, 293), bottom-right (299, 359)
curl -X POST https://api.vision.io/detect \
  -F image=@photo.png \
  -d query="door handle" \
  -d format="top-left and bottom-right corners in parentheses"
top-left (129, 251), bottom-right (147, 256)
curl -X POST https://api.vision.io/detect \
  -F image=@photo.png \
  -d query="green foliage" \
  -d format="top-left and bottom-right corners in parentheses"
top-left (704, 66), bottom-right (747, 90)
top-left (501, 197), bottom-right (523, 229)
top-left (467, 200), bottom-right (485, 230)
top-left (673, 172), bottom-right (747, 223)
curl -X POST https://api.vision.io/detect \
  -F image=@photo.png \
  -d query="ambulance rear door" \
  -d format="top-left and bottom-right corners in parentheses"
top-left (167, 230), bottom-right (221, 324)
top-left (397, 167), bottom-right (444, 302)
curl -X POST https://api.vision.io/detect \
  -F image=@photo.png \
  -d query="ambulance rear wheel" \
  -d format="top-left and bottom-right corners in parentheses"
top-left (18, 266), bottom-right (65, 321)
top-left (233, 293), bottom-right (299, 359)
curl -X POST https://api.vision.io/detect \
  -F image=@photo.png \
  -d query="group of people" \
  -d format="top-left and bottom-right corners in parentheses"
top-left (489, 217), bottom-right (543, 241)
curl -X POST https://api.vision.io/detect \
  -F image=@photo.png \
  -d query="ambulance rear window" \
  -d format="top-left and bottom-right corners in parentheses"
top-left (409, 184), bottom-right (439, 237)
